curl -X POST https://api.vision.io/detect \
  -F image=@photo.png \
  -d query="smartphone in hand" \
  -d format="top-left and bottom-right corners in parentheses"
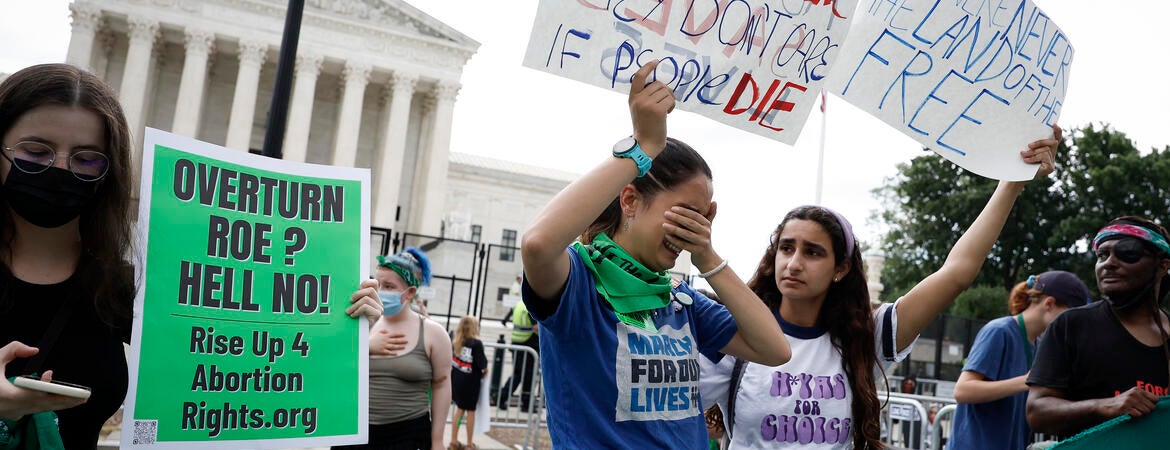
top-left (13, 375), bottom-right (91, 400)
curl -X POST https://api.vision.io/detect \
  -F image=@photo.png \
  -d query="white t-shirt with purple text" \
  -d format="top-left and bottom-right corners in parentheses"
top-left (701, 300), bottom-right (914, 449)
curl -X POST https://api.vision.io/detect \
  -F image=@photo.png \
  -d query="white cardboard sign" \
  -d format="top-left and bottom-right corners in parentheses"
top-left (827, 0), bottom-right (1073, 180)
top-left (523, 0), bottom-right (859, 144)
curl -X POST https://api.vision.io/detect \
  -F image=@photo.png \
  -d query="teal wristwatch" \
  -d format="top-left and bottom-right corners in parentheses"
top-left (612, 137), bottom-right (652, 178)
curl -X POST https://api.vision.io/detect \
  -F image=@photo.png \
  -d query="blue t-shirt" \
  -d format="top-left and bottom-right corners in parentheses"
top-left (524, 247), bottom-right (738, 449)
top-left (949, 316), bottom-right (1032, 450)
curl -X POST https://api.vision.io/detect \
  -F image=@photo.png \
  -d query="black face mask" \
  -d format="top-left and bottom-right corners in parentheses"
top-left (2, 165), bottom-right (96, 228)
top-left (1102, 263), bottom-right (1162, 311)
top-left (1103, 284), bottom-right (1155, 311)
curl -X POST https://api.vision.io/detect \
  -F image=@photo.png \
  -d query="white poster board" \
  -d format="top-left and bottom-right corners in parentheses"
top-left (523, 0), bottom-right (859, 144)
top-left (828, 0), bottom-right (1073, 180)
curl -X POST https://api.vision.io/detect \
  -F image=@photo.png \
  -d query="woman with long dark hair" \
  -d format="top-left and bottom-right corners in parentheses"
top-left (0, 63), bottom-right (135, 448)
top-left (701, 127), bottom-right (1062, 449)
top-left (521, 61), bottom-right (791, 448)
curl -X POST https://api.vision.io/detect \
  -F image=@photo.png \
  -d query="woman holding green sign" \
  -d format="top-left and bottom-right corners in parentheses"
top-left (519, 60), bottom-right (791, 448)
top-left (338, 247), bottom-right (452, 450)
top-left (0, 63), bottom-right (135, 448)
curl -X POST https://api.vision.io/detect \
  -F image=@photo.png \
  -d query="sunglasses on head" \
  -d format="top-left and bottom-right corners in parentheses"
top-left (1096, 238), bottom-right (1152, 264)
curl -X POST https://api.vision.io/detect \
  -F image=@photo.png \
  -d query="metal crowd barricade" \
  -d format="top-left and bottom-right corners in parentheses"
top-left (482, 341), bottom-right (545, 450)
top-left (931, 403), bottom-right (957, 450)
top-left (878, 391), bottom-right (957, 449)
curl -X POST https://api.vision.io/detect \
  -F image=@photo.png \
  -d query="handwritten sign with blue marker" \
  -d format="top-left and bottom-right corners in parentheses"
top-left (828, 0), bottom-right (1073, 180)
top-left (523, 0), bottom-right (859, 144)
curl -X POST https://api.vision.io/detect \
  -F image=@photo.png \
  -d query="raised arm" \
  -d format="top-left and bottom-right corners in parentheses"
top-left (521, 61), bottom-right (674, 301)
top-left (894, 126), bottom-right (1061, 350)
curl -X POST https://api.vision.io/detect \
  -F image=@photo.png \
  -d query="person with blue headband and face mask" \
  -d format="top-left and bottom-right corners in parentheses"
top-left (336, 247), bottom-right (452, 450)
top-left (1027, 216), bottom-right (1170, 439)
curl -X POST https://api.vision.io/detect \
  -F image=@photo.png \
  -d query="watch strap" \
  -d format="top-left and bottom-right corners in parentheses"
top-left (614, 139), bottom-right (653, 178)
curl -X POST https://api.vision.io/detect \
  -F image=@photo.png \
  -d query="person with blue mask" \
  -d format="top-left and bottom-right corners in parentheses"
top-left (335, 247), bottom-right (452, 450)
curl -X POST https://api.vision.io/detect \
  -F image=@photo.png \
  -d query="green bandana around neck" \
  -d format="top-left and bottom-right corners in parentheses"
top-left (574, 233), bottom-right (673, 331)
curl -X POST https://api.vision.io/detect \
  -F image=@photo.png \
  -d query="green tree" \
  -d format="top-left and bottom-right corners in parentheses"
top-left (950, 285), bottom-right (1009, 321)
top-left (874, 124), bottom-right (1170, 308)
top-left (1048, 124), bottom-right (1170, 291)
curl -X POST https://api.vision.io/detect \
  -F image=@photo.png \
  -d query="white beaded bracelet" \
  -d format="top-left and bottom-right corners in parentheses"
top-left (698, 259), bottom-right (728, 279)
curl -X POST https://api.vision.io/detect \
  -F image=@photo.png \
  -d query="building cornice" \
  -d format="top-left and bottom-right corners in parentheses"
top-left (448, 156), bottom-right (576, 193)
top-left (104, 0), bottom-right (477, 78)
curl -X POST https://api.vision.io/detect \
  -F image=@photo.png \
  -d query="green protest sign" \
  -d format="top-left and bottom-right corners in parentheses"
top-left (1050, 396), bottom-right (1170, 450)
top-left (122, 128), bottom-right (371, 449)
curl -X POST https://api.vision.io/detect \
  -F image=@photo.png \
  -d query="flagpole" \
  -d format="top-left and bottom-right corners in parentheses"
top-left (815, 89), bottom-right (827, 205)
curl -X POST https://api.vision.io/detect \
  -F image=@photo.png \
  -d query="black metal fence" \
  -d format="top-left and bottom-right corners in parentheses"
top-left (890, 313), bottom-right (990, 382)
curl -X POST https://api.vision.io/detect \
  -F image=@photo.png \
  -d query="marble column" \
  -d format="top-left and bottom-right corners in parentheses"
top-left (372, 72), bottom-right (417, 227)
top-left (120, 16), bottom-right (159, 184)
top-left (65, 2), bottom-right (102, 70)
top-left (413, 81), bottom-right (459, 236)
top-left (225, 39), bottom-right (268, 151)
top-left (331, 61), bottom-right (372, 167)
top-left (282, 52), bottom-right (323, 162)
top-left (171, 28), bottom-right (215, 137)
top-left (91, 31), bottom-right (115, 79)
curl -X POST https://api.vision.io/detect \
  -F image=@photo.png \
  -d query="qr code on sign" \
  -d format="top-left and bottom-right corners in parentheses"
top-left (132, 420), bottom-right (158, 445)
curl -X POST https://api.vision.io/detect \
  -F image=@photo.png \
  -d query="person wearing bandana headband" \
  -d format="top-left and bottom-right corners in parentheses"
top-left (0, 64), bottom-right (138, 449)
top-left (521, 61), bottom-right (791, 448)
top-left (1027, 216), bottom-right (1170, 439)
top-left (340, 247), bottom-right (451, 450)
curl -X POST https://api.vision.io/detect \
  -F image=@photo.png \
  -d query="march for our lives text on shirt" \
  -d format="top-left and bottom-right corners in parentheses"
top-left (617, 322), bottom-right (702, 421)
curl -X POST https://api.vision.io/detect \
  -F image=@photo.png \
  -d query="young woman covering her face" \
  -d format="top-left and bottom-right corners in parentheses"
top-left (521, 61), bottom-right (791, 448)
top-left (0, 64), bottom-right (134, 448)
top-left (701, 127), bottom-right (1062, 450)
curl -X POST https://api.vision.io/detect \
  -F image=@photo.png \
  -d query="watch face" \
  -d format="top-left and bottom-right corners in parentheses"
top-left (612, 137), bottom-right (637, 154)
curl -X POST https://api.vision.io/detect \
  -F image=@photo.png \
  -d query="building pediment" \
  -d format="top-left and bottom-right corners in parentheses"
top-left (306, 0), bottom-right (478, 51)
top-left (92, 0), bottom-right (480, 76)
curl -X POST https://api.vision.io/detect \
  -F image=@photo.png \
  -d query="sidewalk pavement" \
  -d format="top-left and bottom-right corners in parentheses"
top-left (442, 423), bottom-right (512, 450)
top-left (100, 424), bottom-right (512, 450)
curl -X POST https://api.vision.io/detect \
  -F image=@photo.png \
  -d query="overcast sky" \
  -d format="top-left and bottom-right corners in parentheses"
top-left (2, 0), bottom-right (1167, 280)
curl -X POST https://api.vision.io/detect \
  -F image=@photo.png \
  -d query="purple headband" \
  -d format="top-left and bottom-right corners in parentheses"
top-left (794, 205), bottom-right (856, 259)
